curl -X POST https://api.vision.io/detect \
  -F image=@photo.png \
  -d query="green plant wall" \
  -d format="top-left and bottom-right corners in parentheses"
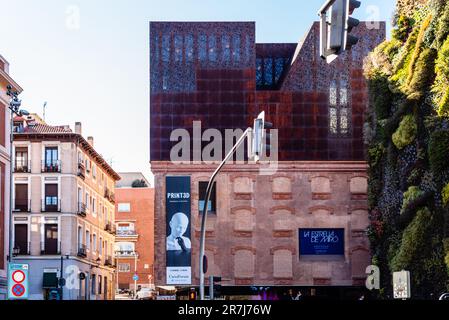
top-left (364, 0), bottom-right (449, 298)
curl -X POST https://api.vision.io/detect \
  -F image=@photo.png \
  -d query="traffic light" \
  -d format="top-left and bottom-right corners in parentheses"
top-left (189, 288), bottom-right (197, 301)
top-left (318, 0), bottom-right (361, 63)
top-left (250, 111), bottom-right (273, 162)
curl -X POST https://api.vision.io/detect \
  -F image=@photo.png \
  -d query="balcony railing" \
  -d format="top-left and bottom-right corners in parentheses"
top-left (13, 199), bottom-right (31, 212)
top-left (41, 199), bottom-right (61, 212)
top-left (77, 202), bottom-right (87, 217)
top-left (104, 223), bottom-right (116, 235)
top-left (116, 229), bottom-right (138, 237)
top-left (114, 250), bottom-right (137, 258)
top-left (14, 160), bottom-right (31, 173)
top-left (40, 241), bottom-right (61, 255)
top-left (104, 256), bottom-right (114, 267)
top-left (104, 188), bottom-right (116, 204)
top-left (77, 166), bottom-right (85, 179)
top-left (14, 242), bottom-right (31, 256)
top-left (77, 244), bottom-right (87, 258)
top-left (42, 160), bottom-right (61, 173)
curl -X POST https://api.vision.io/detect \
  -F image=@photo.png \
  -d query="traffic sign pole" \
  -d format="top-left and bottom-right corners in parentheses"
top-left (8, 264), bottom-right (29, 300)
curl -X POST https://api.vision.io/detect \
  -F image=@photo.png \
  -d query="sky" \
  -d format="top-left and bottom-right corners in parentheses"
top-left (0, 0), bottom-right (396, 185)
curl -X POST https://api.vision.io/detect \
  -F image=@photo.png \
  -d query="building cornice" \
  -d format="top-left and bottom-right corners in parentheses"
top-left (150, 161), bottom-right (368, 174)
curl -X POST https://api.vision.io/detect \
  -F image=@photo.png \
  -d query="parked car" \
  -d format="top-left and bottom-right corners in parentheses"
top-left (135, 288), bottom-right (155, 300)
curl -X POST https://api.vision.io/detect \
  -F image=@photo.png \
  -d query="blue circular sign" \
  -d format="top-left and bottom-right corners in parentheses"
top-left (133, 274), bottom-right (139, 281)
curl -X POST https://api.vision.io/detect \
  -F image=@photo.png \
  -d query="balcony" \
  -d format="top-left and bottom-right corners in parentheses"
top-left (77, 202), bottom-right (87, 217)
top-left (104, 188), bottom-right (116, 204)
top-left (13, 199), bottom-right (31, 212)
top-left (77, 162), bottom-right (86, 179)
top-left (14, 242), bottom-right (31, 256)
top-left (116, 229), bottom-right (138, 238)
top-left (104, 223), bottom-right (116, 235)
top-left (41, 199), bottom-right (61, 212)
top-left (104, 256), bottom-right (114, 267)
top-left (77, 244), bottom-right (87, 258)
top-left (42, 160), bottom-right (61, 173)
top-left (14, 160), bottom-right (31, 173)
top-left (40, 241), bottom-right (61, 255)
top-left (115, 250), bottom-right (138, 258)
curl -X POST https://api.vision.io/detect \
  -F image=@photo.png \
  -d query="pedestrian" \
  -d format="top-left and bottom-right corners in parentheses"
top-left (295, 290), bottom-right (303, 300)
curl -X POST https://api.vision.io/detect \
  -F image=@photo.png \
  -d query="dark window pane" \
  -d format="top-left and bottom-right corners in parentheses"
top-left (199, 182), bottom-right (216, 214)
top-left (256, 58), bottom-right (263, 87)
top-left (264, 58), bottom-right (273, 86)
top-left (222, 35), bottom-right (231, 62)
top-left (199, 34), bottom-right (207, 61)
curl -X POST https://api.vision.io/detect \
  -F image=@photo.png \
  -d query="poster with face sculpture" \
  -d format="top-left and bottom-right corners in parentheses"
top-left (166, 176), bottom-right (191, 285)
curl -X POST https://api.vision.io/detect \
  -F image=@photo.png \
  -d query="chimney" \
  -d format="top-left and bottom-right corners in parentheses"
top-left (75, 122), bottom-right (82, 135)
top-left (87, 136), bottom-right (94, 147)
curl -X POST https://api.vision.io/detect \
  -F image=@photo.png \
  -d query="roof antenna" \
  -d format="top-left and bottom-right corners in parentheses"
top-left (43, 102), bottom-right (47, 121)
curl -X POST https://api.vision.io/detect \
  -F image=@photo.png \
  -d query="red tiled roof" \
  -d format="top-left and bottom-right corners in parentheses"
top-left (23, 123), bottom-right (72, 134)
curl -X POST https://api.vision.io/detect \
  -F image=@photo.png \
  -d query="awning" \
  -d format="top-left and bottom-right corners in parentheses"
top-left (157, 286), bottom-right (177, 292)
top-left (42, 272), bottom-right (58, 288)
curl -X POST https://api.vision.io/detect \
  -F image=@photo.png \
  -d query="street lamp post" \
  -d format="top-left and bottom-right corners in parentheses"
top-left (5, 86), bottom-right (28, 262)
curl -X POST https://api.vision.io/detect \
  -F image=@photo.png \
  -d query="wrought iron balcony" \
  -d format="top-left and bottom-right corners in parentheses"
top-left (104, 256), bottom-right (114, 267)
top-left (77, 244), bottom-right (87, 258)
top-left (42, 160), bottom-right (61, 173)
top-left (14, 160), bottom-right (31, 173)
top-left (13, 199), bottom-right (31, 212)
top-left (114, 250), bottom-right (138, 258)
top-left (77, 202), bottom-right (87, 217)
top-left (41, 199), bottom-right (61, 212)
top-left (13, 242), bottom-right (30, 256)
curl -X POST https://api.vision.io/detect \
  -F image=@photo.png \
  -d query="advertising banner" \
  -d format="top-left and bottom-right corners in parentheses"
top-left (166, 176), bottom-right (191, 285)
top-left (299, 228), bottom-right (344, 255)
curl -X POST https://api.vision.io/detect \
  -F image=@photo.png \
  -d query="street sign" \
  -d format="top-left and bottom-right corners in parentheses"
top-left (133, 274), bottom-right (139, 281)
top-left (8, 263), bottom-right (29, 300)
top-left (393, 270), bottom-right (411, 299)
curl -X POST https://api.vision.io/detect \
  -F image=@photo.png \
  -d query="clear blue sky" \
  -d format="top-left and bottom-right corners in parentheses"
top-left (0, 0), bottom-right (395, 184)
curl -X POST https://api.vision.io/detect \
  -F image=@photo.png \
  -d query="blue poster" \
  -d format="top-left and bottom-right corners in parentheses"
top-left (299, 229), bottom-right (344, 255)
top-left (166, 176), bottom-right (191, 285)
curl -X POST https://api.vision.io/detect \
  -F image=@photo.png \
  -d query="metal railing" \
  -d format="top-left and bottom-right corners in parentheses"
top-left (114, 250), bottom-right (138, 257)
top-left (13, 199), bottom-right (31, 212)
top-left (116, 229), bottom-right (138, 237)
top-left (77, 202), bottom-right (87, 217)
top-left (14, 160), bottom-right (31, 173)
top-left (41, 199), bottom-right (61, 212)
top-left (77, 244), bottom-right (87, 257)
top-left (104, 223), bottom-right (116, 235)
top-left (41, 160), bottom-right (61, 173)
top-left (104, 256), bottom-right (114, 266)
top-left (14, 242), bottom-right (31, 255)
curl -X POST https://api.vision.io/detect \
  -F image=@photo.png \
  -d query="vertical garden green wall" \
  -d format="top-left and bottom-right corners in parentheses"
top-left (364, 0), bottom-right (449, 298)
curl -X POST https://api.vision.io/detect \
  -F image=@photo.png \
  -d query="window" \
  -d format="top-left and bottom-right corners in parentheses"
top-left (85, 193), bottom-right (89, 210)
top-left (91, 274), bottom-right (96, 295)
top-left (14, 184), bottom-right (29, 212)
top-left (232, 34), bottom-right (241, 62)
top-left (99, 237), bottom-right (103, 255)
top-left (245, 34), bottom-right (251, 63)
top-left (264, 58), bottom-right (273, 86)
top-left (115, 242), bottom-right (135, 256)
top-left (44, 147), bottom-right (59, 172)
top-left (199, 182), bottom-right (216, 214)
top-left (44, 184), bottom-right (58, 212)
top-left (117, 223), bottom-right (135, 236)
top-left (222, 35), bottom-right (231, 62)
top-left (185, 35), bottom-right (194, 62)
top-left (199, 34), bottom-right (207, 61)
top-left (174, 34), bottom-right (183, 62)
top-left (92, 165), bottom-right (97, 180)
top-left (329, 74), bottom-right (351, 136)
top-left (256, 58), bottom-right (263, 87)
top-left (15, 147), bottom-right (29, 172)
top-left (153, 35), bottom-right (159, 62)
top-left (162, 34), bottom-right (170, 62)
top-left (208, 35), bottom-right (217, 62)
top-left (78, 226), bottom-right (83, 248)
top-left (14, 224), bottom-right (28, 255)
top-left (118, 263), bottom-right (131, 273)
top-left (92, 198), bottom-right (96, 215)
top-left (93, 234), bottom-right (97, 252)
top-left (86, 230), bottom-right (90, 250)
top-left (44, 224), bottom-right (58, 255)
top-left (118, 203), bottom-right (131, 212)
top-left (98, 275), bottom-right (102, 295)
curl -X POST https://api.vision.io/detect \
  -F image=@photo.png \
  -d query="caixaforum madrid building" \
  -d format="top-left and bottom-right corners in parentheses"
top-left (150, 20), bottom-right (385, 299)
